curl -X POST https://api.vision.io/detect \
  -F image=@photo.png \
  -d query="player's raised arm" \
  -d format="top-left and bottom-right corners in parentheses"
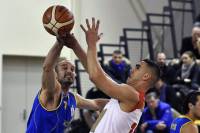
top-left (42, 41), bottom-right (63, 101)
top-left (80, 18), bottom-right (140, 105)
top-left (57, 34), bottom-right (88, 72)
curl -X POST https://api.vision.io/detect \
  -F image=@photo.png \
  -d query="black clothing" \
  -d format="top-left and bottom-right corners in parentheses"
top-left (159, 65), bottom-right (176, 85)
top-left (180, 37), bottom-right (200, 59)
top-left (104, 60), bottom-right (131, 83)
top-left (175, 63), bottom-right (200, 90)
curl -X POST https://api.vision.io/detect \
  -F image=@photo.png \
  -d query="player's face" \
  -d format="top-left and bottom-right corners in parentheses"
top-left (57, 60), bottom-right (75, 86)
top-left (127, 61), bottom-right (146, 85)
top-left (192, 96), bottom-right (200, 119)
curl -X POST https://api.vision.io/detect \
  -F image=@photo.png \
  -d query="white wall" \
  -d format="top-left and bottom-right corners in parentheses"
top-left (78, 0), bottom-right (167, 45)
top-left (0, 0), bottom-right (72, 57)
top-left (79, 0), bottom-right (141, 46)
top-left (0, 0), bottom-right (72, 132)
top-left (0, 0), bottom-right (168, 58)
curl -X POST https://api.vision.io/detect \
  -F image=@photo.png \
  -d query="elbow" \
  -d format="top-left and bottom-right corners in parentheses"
top-left (88, 67), bottom-right (104, 83)
top-left (43, 65), bottom-right (50, 72)
top-left (88, 69), bottom-right (99, 82)
top-left (43, 63), bottom-right (53, 72)
top-left (89, 71), bottom-right (103, 84)
top-left (89, 74), bottom-right (99, 83)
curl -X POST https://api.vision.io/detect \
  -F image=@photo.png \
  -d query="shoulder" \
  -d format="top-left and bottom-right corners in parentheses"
top-left (121, 84), bottom-right (140, 100)
top-left (104, 60), bottom-right (112, 66)
top-left (69, 92), bottom-right (80, 105)
top-left (159, 101), bottom-right (171, 109)
top-left (68, 91), bottom-right (77, 100)
top-left (118, 84), bottom-right (142, 110)
top-left (123, 57), bottom-right (131, 65)
top-left (143, 107), bottom-right (149, 113)
top-left (181, 122), bottom-right (198, 133)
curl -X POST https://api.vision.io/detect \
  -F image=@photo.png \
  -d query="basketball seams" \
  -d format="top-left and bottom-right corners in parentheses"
top-left (54, 19), bottom-right (74, 29)
top-left (43, 5), bottom-right (74, 36)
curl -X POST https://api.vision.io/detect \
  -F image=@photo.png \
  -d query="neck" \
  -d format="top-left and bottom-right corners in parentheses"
top-left (186, 113), bottom-right (196, 121)
top-left (131, 83), bottom-right (146, 93)
top-left (61, 86), bottom-right (70, 94)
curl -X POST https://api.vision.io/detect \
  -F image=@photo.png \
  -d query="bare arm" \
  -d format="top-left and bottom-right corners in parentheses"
top-left (57, 34), bottom-right (88, 72)
top-left (41, 41), bottom-right (63, 102)
top-left (80, 18), bottom-right (139, 105)
top-left (75, 94), bottom-right (109, 111)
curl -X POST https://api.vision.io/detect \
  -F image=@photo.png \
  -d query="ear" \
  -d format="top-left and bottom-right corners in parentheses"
top-left (188, 103), bottom-right (194, 109)
top-left (54, 71), bottom-right (58, 79)
top-left (143, 73), bottom-right (151, 81)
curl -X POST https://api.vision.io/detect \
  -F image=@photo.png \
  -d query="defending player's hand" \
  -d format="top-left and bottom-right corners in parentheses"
top-left (57, 33), bottom-right (78, 49)
top-left (80, 18), bottom-right (103, 46)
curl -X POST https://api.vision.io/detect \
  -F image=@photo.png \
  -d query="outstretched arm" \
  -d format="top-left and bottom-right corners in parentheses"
top-left (81, 18), bottom-right (139, 105)
top-left (41, 40), bottom-right (63, 102)
top-left (75, 94), bottom-right (109, 111)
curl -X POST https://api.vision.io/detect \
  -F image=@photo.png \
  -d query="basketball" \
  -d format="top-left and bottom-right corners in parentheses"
top-left (42, 5), bottom-right (74, 36)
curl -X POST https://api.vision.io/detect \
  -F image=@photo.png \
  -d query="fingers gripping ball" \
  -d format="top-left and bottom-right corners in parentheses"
top-left (42, 5), bottom-right (74, 36)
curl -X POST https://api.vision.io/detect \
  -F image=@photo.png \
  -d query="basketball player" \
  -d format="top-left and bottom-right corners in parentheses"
top-left (58, 18), bottom-right (160, 133)
top-left (26, 34), bottom-right (109, 132)
top-left (170, 91), bottom-right (200, 133)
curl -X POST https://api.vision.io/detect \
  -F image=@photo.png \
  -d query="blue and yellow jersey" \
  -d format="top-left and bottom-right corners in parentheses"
top-left (26, 91), bottom-right (77, 133)
top-left (170, 115), bottom-right (193, 133)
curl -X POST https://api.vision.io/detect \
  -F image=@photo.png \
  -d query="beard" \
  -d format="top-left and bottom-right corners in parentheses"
top-left (59, 77), bottom-right (74, 87)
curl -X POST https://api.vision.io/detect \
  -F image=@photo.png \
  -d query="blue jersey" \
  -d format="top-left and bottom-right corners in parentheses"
top-left (26, 91), bottom-right (77, 133)
top-left (170, 115), bottom-right (193, 133)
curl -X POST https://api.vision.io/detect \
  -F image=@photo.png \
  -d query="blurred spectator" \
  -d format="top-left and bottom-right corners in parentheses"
top-left (150, 79), bottom-right (183, 113)
top-left (83, 87), bottom-right (109, 130)
top-left (180, 22), bottom-right (200, 59)
top-left (140, 90), bottom-right (173, 133)
top-left (104, 50), bottom-right (131, 83)
top-left (154, 79), bottom-right (176, 107)
top-left (175, 51), bottom-right (200, 90)
top-left (156, 52), bottom-right (176, 84)
top-left (195, 14), bottom-right (200, 22)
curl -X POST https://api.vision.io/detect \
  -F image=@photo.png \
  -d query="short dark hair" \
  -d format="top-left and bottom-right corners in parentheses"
top-left (183, 91), bottom-right (200, 114)
top-left (193, 21), bottom-right (200, 28)
top-left (182, 51), bottom-right (196, 61)
top-left (145, 89), bottom-right (159, 99)
top-left (113, 50), bottom-right (122, 55)
top-left (142, 59), bottom-right (160, 87)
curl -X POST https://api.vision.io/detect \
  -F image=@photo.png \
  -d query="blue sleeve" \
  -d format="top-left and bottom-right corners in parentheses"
top-left (159, 106), bottom-right (173, 128)
top-left (146, 120), bottom-right (160, 130)
top-left (141, 109), bottom-right (160, 130)
top-left (144, 104), bottom-right (173, 130)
